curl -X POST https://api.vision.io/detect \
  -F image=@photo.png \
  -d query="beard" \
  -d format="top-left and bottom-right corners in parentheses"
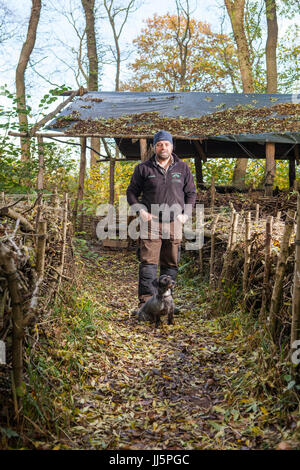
top-left (156, 148), bottom-right (173, 160)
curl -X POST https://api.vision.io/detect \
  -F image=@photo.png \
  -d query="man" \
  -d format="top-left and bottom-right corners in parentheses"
top-left (126, 130), bottom-right (196, 313)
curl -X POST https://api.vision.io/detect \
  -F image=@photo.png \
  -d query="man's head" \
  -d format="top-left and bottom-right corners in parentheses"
top-left (153, 130), bottom-right (173, 161)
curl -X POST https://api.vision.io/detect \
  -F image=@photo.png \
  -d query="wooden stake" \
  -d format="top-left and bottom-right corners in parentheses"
top-left (37, 136), bottom-right (44, 191)
top-left (243, 212), bottom-right (251, 294)
top-left (210, 177), bottom-right (215, 216)
top-left (209, 213), bottom-right (220, 288)
top-left (36, 220), bottom-right (47, 278)
top-left (291, 194), bottom-right (300, 350)
top-left (255, 204), bottom-right (260, 224)
top-left (270, 210), bottom-right (295, 341)
top-left (57, 193), bottom-right (68, 293)
top-left (259, 215), bottom-right (273, 319)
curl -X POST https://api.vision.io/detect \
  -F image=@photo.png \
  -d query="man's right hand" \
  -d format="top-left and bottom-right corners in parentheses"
top-left (139, 209), bottom-right (156, 222)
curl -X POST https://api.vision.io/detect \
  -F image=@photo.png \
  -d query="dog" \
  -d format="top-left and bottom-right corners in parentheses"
top-left (137, 274), bottom-right (175, 328)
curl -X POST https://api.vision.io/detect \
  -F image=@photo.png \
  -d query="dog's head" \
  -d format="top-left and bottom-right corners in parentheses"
top-left (156, 275), bottom-right (175, 294)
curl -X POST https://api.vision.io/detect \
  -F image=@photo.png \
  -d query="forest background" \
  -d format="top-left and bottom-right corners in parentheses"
top-left (0, 0), bottom-right (299, 213)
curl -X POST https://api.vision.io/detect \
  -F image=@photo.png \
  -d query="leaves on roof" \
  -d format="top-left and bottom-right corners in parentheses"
top-left (51, 103), bottom-right (300, 137)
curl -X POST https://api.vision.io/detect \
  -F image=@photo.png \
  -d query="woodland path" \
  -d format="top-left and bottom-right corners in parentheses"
top-left (34, 245), bottom-right (291, 450)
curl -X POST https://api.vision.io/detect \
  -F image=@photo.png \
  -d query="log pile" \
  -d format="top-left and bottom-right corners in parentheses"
top-left (0, 193), bottom-right (74, 411)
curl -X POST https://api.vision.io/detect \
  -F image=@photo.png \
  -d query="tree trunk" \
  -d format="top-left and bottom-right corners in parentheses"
top-left (81, 0), bottom-right (98, 91)
top-left (265, 0), bottom-right (278, 93)
top-left (224, 0), bottom-right (254, 186)
top-left (15, 0), bottom-right (41, 160)
top-left (81, 0), bottom-right (99, 168)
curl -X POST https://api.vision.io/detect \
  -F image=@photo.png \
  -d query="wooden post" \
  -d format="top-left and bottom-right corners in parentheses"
top-left (243, 212), bottom-right (251, 294)
top-left (219, 210), bottom-right (238, 289)
top-left (1, 192), bottom-right (5, 205)
top-left (289, 157), bottom-right (296, 190)
top-left (57, 193), bottom-right (68, 293)
top-left (140, 139), bottom-right (148, 162)
top-left (209, 213), bottom-right (220, 288)
top-left (109, 157), bottom-right (115, 205)
top-left (194, 154), bottom-right (203, 189)
top-left (259, 215), bottom-right (273, 319)
top-left (270, 210), bottom-right (295, 341)
top-left (291, 194), bottom-right (300, 352)
top-left (37, 136), bottom-right (44, 191)
top-left (210, 177), bottom-right (215, 216)
top-left (265, 142), bottom-right (276, 196)
top-left (255, 204), bottom-right (260, 224)
top-left (90, 137), bottom-right (100, 167)
top-left (73, 137), bottom-right (87, 229)
top-left (36, 220), bottom-right (47, 277)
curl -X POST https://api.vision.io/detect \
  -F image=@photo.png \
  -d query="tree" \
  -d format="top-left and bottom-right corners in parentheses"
top-left (265, 0), bottom-right (278, 93)
top-left (81, 0), bottom-right (98, 91)
top-left (224, 0), bottom-right (255, 187)
top-left (15, 0), bottom-right (41, 160)
top-left (103, 0), bottom-right (137, 92)
top-left (81, 0), bottom-right (100, 167)
top-left (121, 13), bottom-right (239, 92)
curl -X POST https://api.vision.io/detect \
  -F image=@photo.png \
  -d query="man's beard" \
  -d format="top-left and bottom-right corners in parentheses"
top-left (156, 150), bottom-right (172, 160)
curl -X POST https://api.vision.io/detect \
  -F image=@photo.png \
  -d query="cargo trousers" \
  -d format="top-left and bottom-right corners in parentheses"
top-left (137, 218), bottom-right (182, 306)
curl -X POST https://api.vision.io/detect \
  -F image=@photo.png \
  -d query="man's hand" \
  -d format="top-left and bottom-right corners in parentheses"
top-left (176, 214), bottom-right (189, 224)
top-left (139, 209), bottom-right (157, 222)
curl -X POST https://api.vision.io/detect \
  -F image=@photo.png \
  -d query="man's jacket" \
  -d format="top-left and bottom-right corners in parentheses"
top-left (126, 153), bottom-right (197, 222)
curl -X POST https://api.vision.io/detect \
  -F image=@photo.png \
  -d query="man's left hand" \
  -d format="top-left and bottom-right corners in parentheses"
top-left (176, 214), bottom-right (189, 224)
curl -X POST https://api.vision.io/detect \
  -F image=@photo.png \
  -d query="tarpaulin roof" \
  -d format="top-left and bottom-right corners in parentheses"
top-left (47, 91), bottom-right (300, 159)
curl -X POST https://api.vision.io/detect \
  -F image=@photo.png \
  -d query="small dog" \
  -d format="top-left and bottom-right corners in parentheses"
top-left (138, 275), bottom-right (175, 328)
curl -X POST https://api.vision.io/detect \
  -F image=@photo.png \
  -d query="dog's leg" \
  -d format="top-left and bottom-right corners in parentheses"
top-left (168, 307), bottom-right (174, 325)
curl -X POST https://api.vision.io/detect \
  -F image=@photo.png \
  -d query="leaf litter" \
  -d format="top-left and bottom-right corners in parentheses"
top-left (23, 244), bottom-right (300, 450)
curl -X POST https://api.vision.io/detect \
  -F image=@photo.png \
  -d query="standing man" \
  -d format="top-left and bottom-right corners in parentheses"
top-left (126, 130), bottom-right (196, 313)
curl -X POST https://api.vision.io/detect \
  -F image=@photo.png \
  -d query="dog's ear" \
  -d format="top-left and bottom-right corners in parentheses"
top-left (152, 278), bottom-right (159, 288)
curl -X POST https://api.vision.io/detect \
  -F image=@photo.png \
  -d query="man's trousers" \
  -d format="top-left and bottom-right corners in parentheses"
top-left (137, 219), bottom-right (182, 306)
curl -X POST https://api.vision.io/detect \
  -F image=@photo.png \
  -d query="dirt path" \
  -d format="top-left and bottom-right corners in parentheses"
top-left (29, 246), bottom-right (294, 450)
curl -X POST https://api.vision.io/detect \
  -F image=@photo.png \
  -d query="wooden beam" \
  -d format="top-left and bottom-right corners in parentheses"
top-left (265, 142), bottom-right (276, 196)
top-left (29, 88), bottom-right (80, 136)
top-left (193, 140), bottom-right (207, 163)
top-left (8, 130), bottom-right (207, 140)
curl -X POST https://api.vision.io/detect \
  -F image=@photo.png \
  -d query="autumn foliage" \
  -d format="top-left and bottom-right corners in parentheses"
top-left (121, 14), bottom-right (240, 92)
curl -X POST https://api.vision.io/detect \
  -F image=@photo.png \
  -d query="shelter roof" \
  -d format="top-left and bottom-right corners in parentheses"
top-left (47, 91), bottom-right (300, 159)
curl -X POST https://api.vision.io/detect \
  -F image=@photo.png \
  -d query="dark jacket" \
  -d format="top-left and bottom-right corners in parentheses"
top-left (126, 153), bottom-right (196, 222)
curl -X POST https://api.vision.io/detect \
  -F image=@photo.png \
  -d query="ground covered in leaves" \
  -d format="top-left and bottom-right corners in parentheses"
top-left (14, 242), bottom-right (300, 450)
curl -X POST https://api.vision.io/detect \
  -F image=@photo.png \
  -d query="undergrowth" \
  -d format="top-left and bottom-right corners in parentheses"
top-left (5, 244), bottom-right (300, 449)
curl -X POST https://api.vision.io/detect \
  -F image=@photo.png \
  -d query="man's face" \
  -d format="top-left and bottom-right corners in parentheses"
top-left (155, 140), bottom-right (173, 160)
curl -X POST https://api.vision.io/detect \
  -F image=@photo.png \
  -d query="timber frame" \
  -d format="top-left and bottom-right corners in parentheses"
top-left (8, 88), bottom-right (300, 223)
